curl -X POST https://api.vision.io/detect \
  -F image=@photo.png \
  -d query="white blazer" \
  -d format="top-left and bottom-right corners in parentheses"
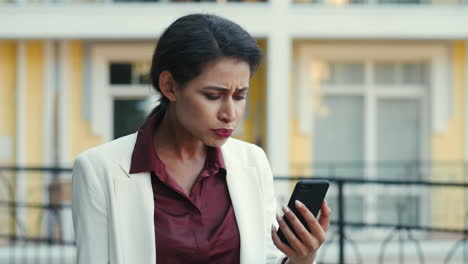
top-left (71, 133), bottom-right (287, 264)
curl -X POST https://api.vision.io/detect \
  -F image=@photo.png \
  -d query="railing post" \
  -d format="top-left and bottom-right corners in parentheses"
top-left (337, 180), bottom-right (345, 264)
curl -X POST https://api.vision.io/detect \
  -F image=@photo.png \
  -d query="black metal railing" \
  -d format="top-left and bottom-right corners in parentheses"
top-left (292, 0), bottom-right (468, 5)
top-left (275, 176), bottom-right (468, 264)
top-left (0, 0), bottom-right (268, 4)
top-left (1, 165), bottom-right (468, 264)
top-left (0, 166), bottom-right (74, 264)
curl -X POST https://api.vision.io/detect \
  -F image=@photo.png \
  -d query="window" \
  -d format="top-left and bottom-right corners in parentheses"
top-left (314, 95), bottom-right (365, 178)
top-left (109, 61), bottom-right (154, 139)
top-left (296, 44), bottom-right (438, 230)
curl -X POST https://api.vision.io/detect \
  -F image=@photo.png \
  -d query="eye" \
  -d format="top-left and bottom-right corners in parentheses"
top-left (205, 94), bottom-right (221, 100)
top-left (234, 93), bottom-right (247, 100)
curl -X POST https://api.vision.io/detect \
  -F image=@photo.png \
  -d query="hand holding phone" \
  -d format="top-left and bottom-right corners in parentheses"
top-left (276, 179), bottom-right (330, 246)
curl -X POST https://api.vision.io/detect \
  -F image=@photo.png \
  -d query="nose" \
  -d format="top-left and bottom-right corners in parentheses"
top-left (219, 98), bottom-right (235, 123)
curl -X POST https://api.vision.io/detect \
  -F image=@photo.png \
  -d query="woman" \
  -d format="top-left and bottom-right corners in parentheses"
top-left (71, 14), bottom-right (331, 264)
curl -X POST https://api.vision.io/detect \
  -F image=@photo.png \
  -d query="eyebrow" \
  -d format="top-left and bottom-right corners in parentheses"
top-left (202, 86), bottom-right (249, 92)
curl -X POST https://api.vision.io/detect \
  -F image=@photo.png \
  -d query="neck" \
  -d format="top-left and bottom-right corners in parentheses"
top-left (153, 107), bottom-right (206, 162)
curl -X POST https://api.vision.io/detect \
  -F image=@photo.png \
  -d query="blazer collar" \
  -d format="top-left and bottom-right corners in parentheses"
top-left (117, 133), bottom-right (138, 178)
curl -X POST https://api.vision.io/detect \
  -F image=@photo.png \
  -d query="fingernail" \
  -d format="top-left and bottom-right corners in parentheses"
top-left (295, 200), bottom-right (304, 208)
top-left (276, 213), bottom-right (282, 222)
top-left (282, 205), bottom-right (290, 213)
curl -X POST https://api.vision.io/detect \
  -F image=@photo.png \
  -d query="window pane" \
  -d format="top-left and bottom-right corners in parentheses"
top-left (110, 61), bottom-right (151, 85)
top-left (323, 62), bottom-right (365, 85)
top-left (377, 99), bottom-right (421, 179)
top-left (375, 61), bottom-right (428, 86)
top-left (110, 63), bottom-right (132, 85)
top-left (113, 99), bottom-right (150, 139)
top-left (294, 0), bottom-right (368, 3)
top-left (377, 195), bottom-right (420, 225)
top-left (314, 96), bottom-right (364, 178)
top-left (402, 62), bottom-right (427, 85)
top-left (379, 0), bottom-right (422, 3)
top-left (375, 62), bottom-right (396, 85)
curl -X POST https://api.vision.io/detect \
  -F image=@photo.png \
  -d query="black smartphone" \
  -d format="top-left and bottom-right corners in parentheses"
top-left (277, 179), bottom-right (330, 246)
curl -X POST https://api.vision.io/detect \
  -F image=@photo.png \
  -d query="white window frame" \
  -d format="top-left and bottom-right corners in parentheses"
top-left (90, 43), bottom-right (155, 142)
top-left (296, 43), bottom-right (450, 238)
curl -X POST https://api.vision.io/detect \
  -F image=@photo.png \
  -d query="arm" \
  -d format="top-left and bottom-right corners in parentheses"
top-left (256, 146), bottom-right (326, 264)
top-left (254, 146), bottom-right (288, 264)
top-left (71, 153), bottom-right (109, 264)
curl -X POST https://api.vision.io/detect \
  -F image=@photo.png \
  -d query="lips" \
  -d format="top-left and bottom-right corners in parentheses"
top-left (212, 129), bottom-right (234, 138)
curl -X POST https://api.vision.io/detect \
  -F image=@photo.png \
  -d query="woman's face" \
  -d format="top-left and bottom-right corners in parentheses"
top-left (172, 57), bottom-right (250, 147)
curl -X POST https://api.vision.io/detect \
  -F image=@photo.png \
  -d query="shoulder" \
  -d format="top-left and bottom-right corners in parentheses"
top-left (222, 137), bottom-right (268, 165)
top-left (74, 133), bottom-right (137, 169)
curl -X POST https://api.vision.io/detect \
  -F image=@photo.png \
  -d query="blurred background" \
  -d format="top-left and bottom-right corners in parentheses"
top-left (1, 0), bottom-right (468, 263)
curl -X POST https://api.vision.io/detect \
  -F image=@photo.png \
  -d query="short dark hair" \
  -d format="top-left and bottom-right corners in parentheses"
top-left (148, 13), bottom-right (263, 117)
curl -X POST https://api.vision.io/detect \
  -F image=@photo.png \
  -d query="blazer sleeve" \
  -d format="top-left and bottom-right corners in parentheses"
top-left (254, 146), bottom-right (286, 264)
top-left (72, 153), bottom-right (109, 264)
top-left (256, 147), bottom-right (316, 264)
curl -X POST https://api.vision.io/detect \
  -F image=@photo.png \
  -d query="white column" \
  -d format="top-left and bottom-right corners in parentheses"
top-left (266, 33), bottom-right (291, 177)
top-left (16, 41), bottom-right (26, 236)
top-left (42, 40), bottom-right (55, 238)
top-left (266, 0), bottom-right (292, 206)
top-left (43, 41), bottom-right (55, 168)
top-left (58, 40), bottom-right (74, 242)
top-left (266, 33), bottom-right (292, 206)
top-left (266, 0), bottom-right (291, 177)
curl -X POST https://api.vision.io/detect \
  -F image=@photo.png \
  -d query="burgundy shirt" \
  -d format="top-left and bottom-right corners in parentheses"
top-left (129, 113), bottom-right (241, 264)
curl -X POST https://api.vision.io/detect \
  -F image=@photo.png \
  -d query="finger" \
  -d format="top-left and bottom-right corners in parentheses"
top-left (318, 200), bottom-right (332, 232)
top-left (279, 207), bottom-right (309, 256)
top-left (281, 204), bottom-right (316, 251)
top-left (271, 224), bottom-right (297, 258)
top-left (295, 200), bottom-right (327, 246)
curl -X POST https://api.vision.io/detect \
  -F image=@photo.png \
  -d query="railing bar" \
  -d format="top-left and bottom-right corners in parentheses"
top-left (274, 176), bottom-right (468, 187)
top-left (0, 234), bottom-right (75, 245)
top-left (0, 167), bottom-right (72, 172)
top-left (0, 201), bottom-right (71, 209)
top-left (329, 220), bottom-right (468, 233)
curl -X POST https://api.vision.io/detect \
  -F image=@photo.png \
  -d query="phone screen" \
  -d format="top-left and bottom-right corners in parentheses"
top-left (277, 180), bottom-right (329, 246)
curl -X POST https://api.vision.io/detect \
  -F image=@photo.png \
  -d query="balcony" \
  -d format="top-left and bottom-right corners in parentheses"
top-left (1, 165), bottom-right (467, 264)
top-left (0, 0), bottom-right (466, 4)
top-left (0, 0), bottom-right (467, 40)
top-left (293, 0), bottom-right (467, 5)
top-left (0, 0), bottom-right (265, 3)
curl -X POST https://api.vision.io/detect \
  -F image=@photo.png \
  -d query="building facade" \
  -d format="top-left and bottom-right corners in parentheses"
top-left (1, 0), bottom-right (468, 261)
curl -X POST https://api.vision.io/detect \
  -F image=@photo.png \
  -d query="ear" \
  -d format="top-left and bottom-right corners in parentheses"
top-left (158, 70), bottom-right (178, 102)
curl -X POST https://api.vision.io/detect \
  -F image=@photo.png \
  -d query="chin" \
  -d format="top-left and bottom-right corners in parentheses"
top-left (205, 137), bottom-right (229, 148)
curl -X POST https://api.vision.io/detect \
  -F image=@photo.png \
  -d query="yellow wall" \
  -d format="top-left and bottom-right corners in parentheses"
top-left (233, 39), bottom-right (267, 149)
top-left (0, 42), bottom-right (17, 164)
top-left (431, 41), bottom-right (466, 230)
top-left (69, 40), bottom-right (103, 160)
top-left (0, 41), bottom-right (17, 238)
top-left (24, 41), bottom-right (45, 237)
top-left (25, 41), bottom-right (44, 167)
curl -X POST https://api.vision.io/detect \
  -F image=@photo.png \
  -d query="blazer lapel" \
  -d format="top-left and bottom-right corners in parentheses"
top-left (223, 145), bottom-right (265, 264)
top-left (112, 136), bottom-right (156, 264)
